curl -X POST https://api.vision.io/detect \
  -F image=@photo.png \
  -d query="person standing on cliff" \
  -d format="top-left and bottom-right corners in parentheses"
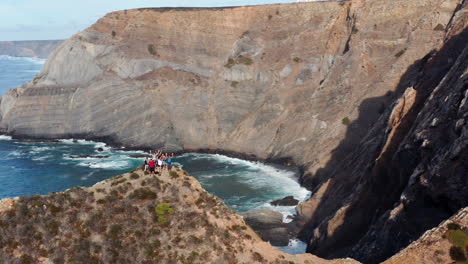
top-left (144, 157), bottom-right (149, 172)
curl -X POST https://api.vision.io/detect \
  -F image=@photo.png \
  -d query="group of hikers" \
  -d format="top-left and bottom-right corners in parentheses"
top-left (143, 150), bottom-right (175, 174)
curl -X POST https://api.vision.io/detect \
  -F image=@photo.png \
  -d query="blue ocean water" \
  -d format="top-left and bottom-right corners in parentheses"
top-left (0, 55), bottom-right (309, 253)
top-left (0, 55), bottom-right (44, 95)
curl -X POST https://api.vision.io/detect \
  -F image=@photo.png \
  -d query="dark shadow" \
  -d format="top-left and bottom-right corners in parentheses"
top-left (298, 26), bottom-right (468, 264)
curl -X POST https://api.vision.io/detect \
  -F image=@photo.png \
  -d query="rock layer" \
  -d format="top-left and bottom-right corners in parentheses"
top-left (0, 0), bottom-right (467, 263)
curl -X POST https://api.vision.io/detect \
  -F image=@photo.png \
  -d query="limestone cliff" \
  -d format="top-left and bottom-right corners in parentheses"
top-left (0, 168), bottom-right (360, 264)
top-left (0, 40), bottom-right (63, 59)
top-left (0, 0), bottom-right (467, 263)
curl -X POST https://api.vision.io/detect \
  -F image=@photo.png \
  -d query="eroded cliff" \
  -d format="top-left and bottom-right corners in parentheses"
top-left (0, 0), bottom-right (466, 263)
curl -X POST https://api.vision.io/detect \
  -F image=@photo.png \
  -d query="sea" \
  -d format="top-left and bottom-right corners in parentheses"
top-left (0, 55), bottom-right (309, 254)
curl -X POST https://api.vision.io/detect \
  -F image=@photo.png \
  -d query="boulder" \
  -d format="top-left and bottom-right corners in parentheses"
top-left (240, 209), bottom-right (289, 246)
top-left (270, 196), bottom-right (299, 206)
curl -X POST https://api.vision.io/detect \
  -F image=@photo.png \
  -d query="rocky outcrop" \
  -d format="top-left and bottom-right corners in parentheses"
top-left (0, 0), bottom-right (466, 263)
top-left (240, 209), bottom-right (289, 246)
top-left (0, 169), bottom-right (361, 264)
top-left (0, 40), bottom-right (63, 58)
top-left (271, 196), bottom-right (299, 206)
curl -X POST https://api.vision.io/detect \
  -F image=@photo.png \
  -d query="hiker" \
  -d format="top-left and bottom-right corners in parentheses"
top-left (148, 158), bottom-right (156, 174)
top-left (166, 153), bottom-right (174, 170)
top-left (157, 155), bottom-right (163, 173)
top-left (144, 157), bottom-right (149, 171)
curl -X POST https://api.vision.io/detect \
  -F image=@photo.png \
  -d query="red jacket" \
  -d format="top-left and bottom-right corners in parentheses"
top-left (149, 160), bottom-right (155, 168)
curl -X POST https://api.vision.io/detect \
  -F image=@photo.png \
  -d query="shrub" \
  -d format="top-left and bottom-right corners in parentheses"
top-left (433, 24), bottom-right (445, 31)
top-left (111, 30), bottom-right (116, 38)
top-left (231, 81), bottom-right (239, 88)
top-left (129, 188), bottom-right (157, 200)
top-left (19, 254), bottom-right (34, 264)
top-left (96, 199), bottom-right (105, 204)
top-left (155, 203), bottom-right (175, 225)
top-left (293, 57), bottom-right (301, 62)
top-left (252, 252), bottom-right (264, 262)
top-left (130, 173), bottom-right (140, 180)
top-left (169, 170), bottom-right (179, 178)
top-left (224, 55), bottom-right (253, 68)
top-left (449, 246), bottom-right (466, 261)
top-left (111, 177), bottom-right (127, 186)
top-left (447, 229), bottom-right (468, 248)
top-left (268, 14), bottom-right (272, 20)
top-left (147, 44), bottom-right (158, 56)
top-left (448, 223), bottom-right (461, 230)
top-left (342, 117), bottom-right (351, 125)
top-left (237, 55), bottom-right (253, 65)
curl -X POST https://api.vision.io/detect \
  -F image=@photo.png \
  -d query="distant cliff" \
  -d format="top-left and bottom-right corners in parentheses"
top-left (0, 40), bottom-right (62, 58)
top-left (0, 0), bottom-right (466, 263)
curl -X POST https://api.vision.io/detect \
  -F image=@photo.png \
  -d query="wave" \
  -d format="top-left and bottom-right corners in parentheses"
top-left (275, 239), bottom-right (308, 255)
top-left (181, 153), bottom-right (310, 202)
top-left (77, 160), bottom-right (130, 169)
top-left (0, 135), bottom-right (13, 140)
top-left (0, 55), bottom-right (45, 65)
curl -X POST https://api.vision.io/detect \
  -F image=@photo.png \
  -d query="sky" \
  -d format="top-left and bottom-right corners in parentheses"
top-left (0, 0), bottom-right (296, 41)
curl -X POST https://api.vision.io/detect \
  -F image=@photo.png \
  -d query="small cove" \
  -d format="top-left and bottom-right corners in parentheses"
top-left (0, 136), bottom-right (309, 253)
top-left (0, 55), bottom-right (309, 254)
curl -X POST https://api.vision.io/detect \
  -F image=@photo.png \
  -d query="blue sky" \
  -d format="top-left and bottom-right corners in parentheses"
top-left (0, 0), bottom-right (295, 41)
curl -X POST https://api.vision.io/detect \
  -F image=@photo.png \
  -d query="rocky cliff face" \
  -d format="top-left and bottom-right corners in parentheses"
top-left (0, 40), bottom-right (63, 58)
top-left (0, 168), bottom-right (360, 264)
top-left (0, 0), bottom-right (466, 263)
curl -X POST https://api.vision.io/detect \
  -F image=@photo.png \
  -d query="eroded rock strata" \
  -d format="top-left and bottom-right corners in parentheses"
top-left (0, 0), bottom-right (467, 263)
top-left (0, 169), bottom-right (360, 264)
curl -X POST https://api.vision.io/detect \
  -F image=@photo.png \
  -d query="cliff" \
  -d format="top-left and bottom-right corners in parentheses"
top-left (0, 168), bottom-right (360, 264)
top-left (0, 0), bottom-right (466, 263)
top-left (0, 40), bottom-right (63, 59)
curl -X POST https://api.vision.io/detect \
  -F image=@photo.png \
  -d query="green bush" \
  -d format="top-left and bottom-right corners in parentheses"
top-left (293, 57), bottom-right (301, 63)
top-left (224, 55), bottom-right (253, 68)
top-left (129, 188), bottom-right (157, 200)
top-left (433, 24), bottom-right (445, 31)
top-left (447, 229), bottom-right (468, 248)
top-left (155, 203), bottom-right (175, 225)
top-left (130, 173), bottom-right (140, 180)
top-left (231, 81), bottom-right (239, 88)
top-left (148, 44), bottom-right (158, 56)
top-left (342, 117), bottom-right (351, 125)
top-left (169, 170), bottom-right (179, 178)
top-left (111, 177), bottom-right (127, 186)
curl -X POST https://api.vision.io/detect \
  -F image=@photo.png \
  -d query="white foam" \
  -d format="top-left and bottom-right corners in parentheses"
top-left (77, 160), bottom-right (130, 169)
top-left (0, 55), bottom-right (45, 65)
top-left (181, 153), bottom-right (310, 202)
top-left (275, 239), bottom-right (308, 255)
top-left (0, 135), bottom-right (12, 140)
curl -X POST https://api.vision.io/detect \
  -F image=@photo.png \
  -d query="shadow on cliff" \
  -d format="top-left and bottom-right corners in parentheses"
top-left (298, 27), bottom-right (468, 264)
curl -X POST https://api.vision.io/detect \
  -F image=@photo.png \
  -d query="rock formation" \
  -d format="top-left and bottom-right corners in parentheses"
top-left (0, 40), bottom-right (63, 58)
top-left (0, 168), bottom-right (360, 264)
top-left (0, 0), bottom-right (466, 263)
top-left (240, 209), bottom-right (290, 246)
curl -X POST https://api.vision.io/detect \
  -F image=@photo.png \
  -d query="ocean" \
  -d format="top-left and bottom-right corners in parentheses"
top-left (0, 55), bottom-right (309, 254)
